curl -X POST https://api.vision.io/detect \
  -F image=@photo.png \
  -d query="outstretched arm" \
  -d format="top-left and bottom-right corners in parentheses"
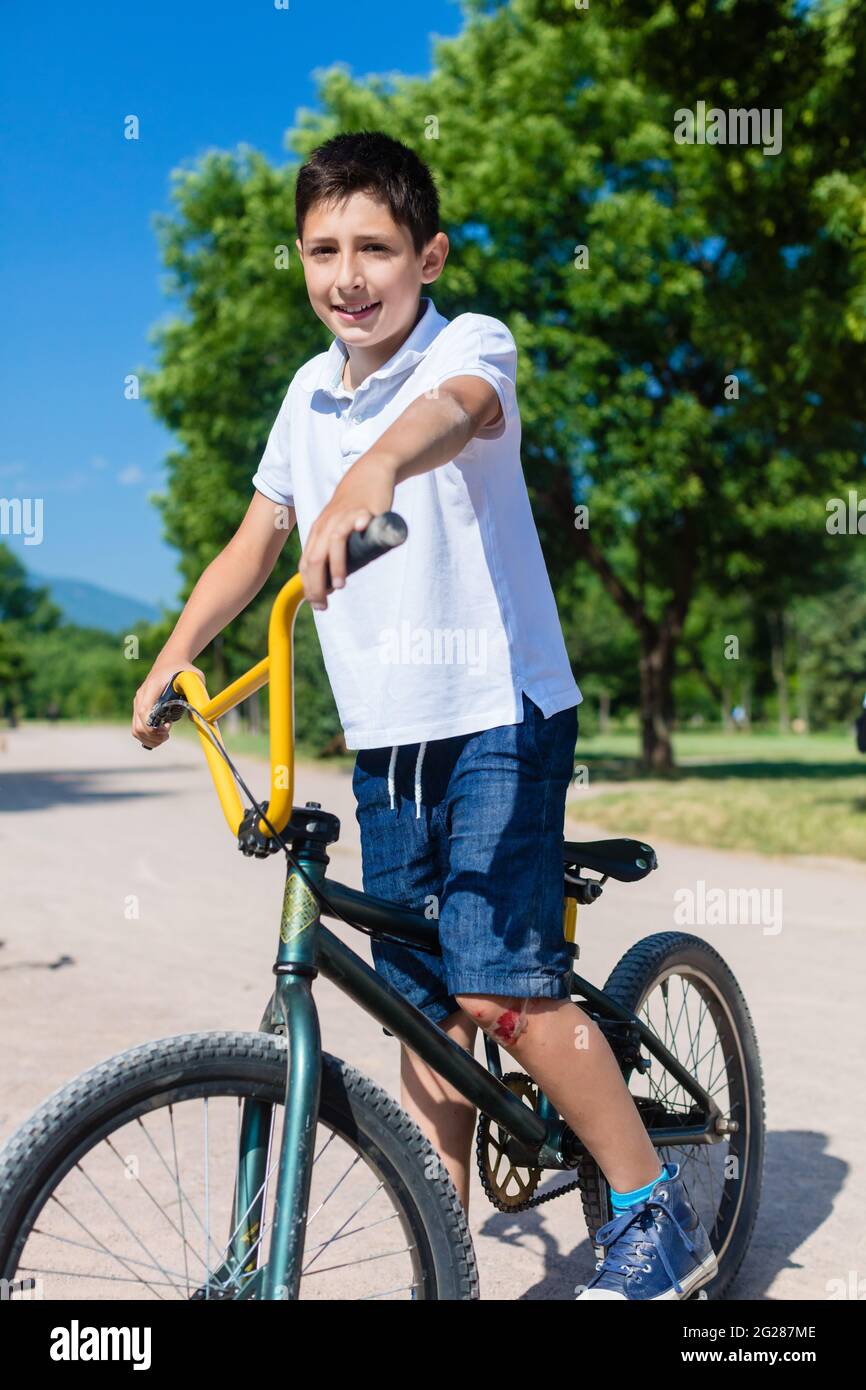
top-left (300, 376), bottom-right (502, 610)
top-left (132, 490), bottom-right (296, 746)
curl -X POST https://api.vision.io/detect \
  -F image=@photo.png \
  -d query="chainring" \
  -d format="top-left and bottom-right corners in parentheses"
top-left (476, 1072), bottom-right (583, 1213)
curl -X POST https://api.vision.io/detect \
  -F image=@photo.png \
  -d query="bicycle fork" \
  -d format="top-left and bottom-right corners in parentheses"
top-left (227, 821), bottom-right (334, 1300)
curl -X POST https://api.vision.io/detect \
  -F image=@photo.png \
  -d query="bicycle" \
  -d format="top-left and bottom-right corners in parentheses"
top-left (0, 513), bottom-right (764, 1300)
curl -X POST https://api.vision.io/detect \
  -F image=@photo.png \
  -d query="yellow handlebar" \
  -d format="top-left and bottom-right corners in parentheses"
top-left (171, 572), bottom-right (307, 839)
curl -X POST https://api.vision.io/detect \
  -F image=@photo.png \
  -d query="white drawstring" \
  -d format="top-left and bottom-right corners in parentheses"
top-left (387, 741), bottom-right (427, 818)
top-left (414, 741), bottom-right (427, 819)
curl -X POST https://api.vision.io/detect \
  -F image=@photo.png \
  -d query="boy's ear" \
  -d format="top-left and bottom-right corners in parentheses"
top-left (295, 237), bottom-right (304, 259)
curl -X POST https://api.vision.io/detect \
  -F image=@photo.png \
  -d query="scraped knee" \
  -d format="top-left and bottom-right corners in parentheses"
top-left (454, 993), bottom-right (532, 1045)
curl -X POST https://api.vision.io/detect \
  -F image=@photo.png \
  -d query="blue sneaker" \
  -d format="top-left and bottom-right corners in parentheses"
top-left (576, 1162), bottom-right (718, 1300)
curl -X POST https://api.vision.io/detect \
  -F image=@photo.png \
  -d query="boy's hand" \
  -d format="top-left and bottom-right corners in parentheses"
top-left (300, 456), bottom-right (395, 610)
top-left (132, 659), bottom-right (206, 749)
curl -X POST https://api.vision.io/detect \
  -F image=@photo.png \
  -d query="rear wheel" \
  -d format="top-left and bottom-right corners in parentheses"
top-left (0, 1031), bottom-right (479, 1301)
top-left (576, 933), bottom-right (765, 1299)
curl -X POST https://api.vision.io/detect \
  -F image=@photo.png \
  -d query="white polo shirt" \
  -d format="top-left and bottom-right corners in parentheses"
top-left (252, 295), bottom-right (582, 749)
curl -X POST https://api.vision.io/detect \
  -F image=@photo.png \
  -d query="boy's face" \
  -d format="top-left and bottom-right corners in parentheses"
top-left (296, 190), bottom-right (448, 346)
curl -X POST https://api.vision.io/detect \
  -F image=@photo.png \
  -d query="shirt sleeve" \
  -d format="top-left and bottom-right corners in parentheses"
top-left (251, 380), bottom-right (294, 507)
top-left (424, 315), bottom-right (518, 441)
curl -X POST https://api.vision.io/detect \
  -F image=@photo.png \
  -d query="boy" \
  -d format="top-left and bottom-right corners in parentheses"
top-left (132, 130), bottom-right (716, 1300)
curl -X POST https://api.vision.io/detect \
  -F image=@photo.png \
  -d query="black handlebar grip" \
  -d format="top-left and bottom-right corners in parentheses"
top-left (340, 511), bottom-right (408, 581)
top-left (144, 674), bottom-right (187, 737)
top-left (146, 700), bottom-right (185, 730)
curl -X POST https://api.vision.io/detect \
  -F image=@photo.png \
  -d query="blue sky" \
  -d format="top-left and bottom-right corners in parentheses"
top-left (1, 0), bottom-right (465, 609)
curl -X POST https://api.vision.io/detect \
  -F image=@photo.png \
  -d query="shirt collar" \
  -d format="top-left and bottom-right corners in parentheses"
top-left (304, 296), bottom-right (447, 401)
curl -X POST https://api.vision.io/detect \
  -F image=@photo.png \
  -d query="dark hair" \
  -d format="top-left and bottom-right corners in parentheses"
top-left (295, 130), bottom-right (440, 256)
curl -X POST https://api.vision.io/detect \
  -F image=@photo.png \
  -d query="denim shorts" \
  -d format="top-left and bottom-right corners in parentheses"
top-left (351, 691), bottom-right (579, 1027)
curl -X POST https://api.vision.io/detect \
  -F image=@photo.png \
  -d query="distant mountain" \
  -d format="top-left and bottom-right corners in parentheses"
top-left (28, 573), bottom-right (163, 633)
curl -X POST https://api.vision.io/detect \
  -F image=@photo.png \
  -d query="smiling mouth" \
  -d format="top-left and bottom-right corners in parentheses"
top-left (333, 301), bottom-right (381, 317)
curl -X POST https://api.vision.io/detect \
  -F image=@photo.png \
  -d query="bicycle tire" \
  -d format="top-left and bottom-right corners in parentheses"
top-left (0, 1030), bottom-right (479, 1301)
top-left (575, 933), bottom-right (765, 1300)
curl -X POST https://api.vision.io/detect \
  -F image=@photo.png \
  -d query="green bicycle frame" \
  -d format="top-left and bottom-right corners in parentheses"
top-left (208, 840), bottom-right (724, 1301)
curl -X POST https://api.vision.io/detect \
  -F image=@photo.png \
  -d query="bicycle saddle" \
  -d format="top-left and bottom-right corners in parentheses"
top-left (562, 837), bottom-right (657, 883)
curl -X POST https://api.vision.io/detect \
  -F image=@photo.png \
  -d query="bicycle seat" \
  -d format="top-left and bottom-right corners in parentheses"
top-left (562, 837), bottom-right (657, 883)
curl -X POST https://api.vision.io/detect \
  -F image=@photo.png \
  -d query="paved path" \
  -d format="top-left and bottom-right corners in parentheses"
top-left (1, 723), bottom-right (863, 1300)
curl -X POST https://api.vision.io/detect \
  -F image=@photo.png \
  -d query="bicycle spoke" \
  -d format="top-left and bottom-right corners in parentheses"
top-left (361, 1281), bottom-right (419, 1299)
top-left (303, 1242), bottom-right (416, 1276)
top-left (169, 1106), bottom-right (191, 1297)
top-left (305, 1151), bottom-right (363, 1226)
top-left (204, 1097), bottom-right (210, 1299)
top-left (22, 1229), bottom-right (193, 1284)
top-left (102, 1133), bottom-right (213, 1282)
top-left (302, 1210), bottom-right (399, 1259)
top-left (706, 1049), bottom-right (736, 1098)
top-left (16, 1264), bottom-right (184, 1289)
top-left (302, 1177), bottom-right (386, 1275)
top-left (134, 1112), bottom-right (233, 1277)
top-left (46, 1188), bottom-right (172, 1299)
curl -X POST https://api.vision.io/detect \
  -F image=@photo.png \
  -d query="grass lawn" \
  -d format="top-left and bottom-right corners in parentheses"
top-left (570, 728), bottom-right (866, 861)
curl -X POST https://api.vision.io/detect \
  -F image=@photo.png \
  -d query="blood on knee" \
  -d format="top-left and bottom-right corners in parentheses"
top-left (489, 1002), bottom-right (530, 1045)
top-left (456, 996), bottom-right (531, 1044)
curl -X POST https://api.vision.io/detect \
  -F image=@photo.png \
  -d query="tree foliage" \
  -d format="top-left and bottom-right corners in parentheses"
top-left (135, 0), bottom-right (866, 762)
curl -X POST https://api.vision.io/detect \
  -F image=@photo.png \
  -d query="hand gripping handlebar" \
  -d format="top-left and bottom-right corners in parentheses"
top-left (145, 511), bottom-right (408, 839)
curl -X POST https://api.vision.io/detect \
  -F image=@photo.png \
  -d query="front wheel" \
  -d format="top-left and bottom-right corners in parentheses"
top-left (0, 1031), bottom-right (478, 1301)
top-left (576, 933), bottom-right (765, 1299)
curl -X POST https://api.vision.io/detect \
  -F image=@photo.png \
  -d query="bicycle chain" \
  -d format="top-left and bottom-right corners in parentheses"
top-left (475, 1072), bottom-right (585, 1213)
top-left (487, 1170), bottom-right (584, 1213)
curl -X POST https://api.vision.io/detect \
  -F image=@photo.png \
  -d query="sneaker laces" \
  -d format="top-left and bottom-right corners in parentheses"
top-left (587, 1193), bottom-right (699, 1296)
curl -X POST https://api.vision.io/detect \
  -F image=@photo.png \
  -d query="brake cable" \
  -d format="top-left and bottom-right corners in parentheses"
top-left (151, 697), bottom-right (440, 955)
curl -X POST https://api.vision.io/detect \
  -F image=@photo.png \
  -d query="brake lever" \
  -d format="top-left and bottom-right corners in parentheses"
top-left (142, 672), bottom-right (188, 749)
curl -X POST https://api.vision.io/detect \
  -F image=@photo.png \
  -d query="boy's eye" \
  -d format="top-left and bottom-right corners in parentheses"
top-left (309, 244), bottom-right (390, 256)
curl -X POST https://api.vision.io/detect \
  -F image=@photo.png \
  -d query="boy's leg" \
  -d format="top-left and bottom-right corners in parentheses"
top-left (398, 1009), bottom-right (479, 1213)
top-left (352, 742), bottom-right (481, 1210)
top-left (453, 993), bottom-right (661, 1192)
top-left (439, 693), bottom-right (659, 1193)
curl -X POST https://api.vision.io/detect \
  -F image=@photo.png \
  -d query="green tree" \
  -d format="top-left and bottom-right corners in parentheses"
top-left (0, 623), bottom-right (32, 719)
top-left (23, 625), bottom-right (145, 720)
top-left (678, 587), bottom-right (759, 727)
top-left (791, 547), bottom-right (866, 728)
top-left (142, 0), bottom-right (866, 768)
top-left (0, 544), bottom-right (61, 720)
top-left (0, 543), bottom-right (61, 631)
